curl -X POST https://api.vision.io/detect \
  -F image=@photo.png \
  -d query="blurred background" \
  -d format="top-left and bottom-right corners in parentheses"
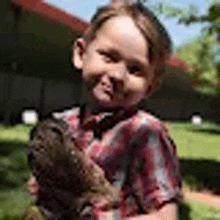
top-left (0, 0), bottom-right (220, 219)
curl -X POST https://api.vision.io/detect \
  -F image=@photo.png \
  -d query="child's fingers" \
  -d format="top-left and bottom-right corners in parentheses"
top-left (23, 205), bottom-right (44, 220)
top-left (164, 123), bottom-right (171, 137)
top-left (79, 197), bottom-right (119, 219)
top-left (27, 175), bottom-right (39, 193)
top-left (93, 197), bottom-right (119, 212)
top-left (27, 175), bottom-right (39, 201)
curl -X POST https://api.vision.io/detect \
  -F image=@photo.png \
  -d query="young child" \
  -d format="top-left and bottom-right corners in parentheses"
top-left (27, 2), bottom-right (182, 219)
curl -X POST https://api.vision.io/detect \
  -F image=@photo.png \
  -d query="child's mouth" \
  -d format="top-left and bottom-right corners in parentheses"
top-left (103, 89), bottom-right (113, 99)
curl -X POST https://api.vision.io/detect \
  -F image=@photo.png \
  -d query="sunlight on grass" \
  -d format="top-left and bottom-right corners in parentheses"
top-left (0, 124), bottom-right (33, 219)
top-left (0, 184), bottom-right (31, 220)
top-left (0, 124), bottom-right (32, 142)
top-left (182, 199), bottom-right (220, 220)
top-left (168, 121), bottom-right (220, 161)
top-left (0, 122), bottom-right (220, 219)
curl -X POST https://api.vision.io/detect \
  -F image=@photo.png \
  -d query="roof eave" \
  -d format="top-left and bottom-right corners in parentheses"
top-left (10, 0), bottom-right (89, 33)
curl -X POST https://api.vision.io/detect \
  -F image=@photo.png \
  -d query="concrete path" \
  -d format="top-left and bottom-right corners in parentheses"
top-left (183, 189), bottom-right (220, 209)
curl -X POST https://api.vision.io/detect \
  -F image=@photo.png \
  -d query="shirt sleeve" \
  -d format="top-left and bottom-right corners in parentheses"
top-left (128, 121), bottom-right (182, 214)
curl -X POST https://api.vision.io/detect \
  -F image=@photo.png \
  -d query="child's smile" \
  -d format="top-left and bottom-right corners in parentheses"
top-left (74, 16), bottom-right (158, 110)
top-left (27, 3), bottom-right (179, 218)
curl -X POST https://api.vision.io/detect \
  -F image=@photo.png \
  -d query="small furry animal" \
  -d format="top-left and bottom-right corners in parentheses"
top-left (27, 117), bottom-right (119, 220)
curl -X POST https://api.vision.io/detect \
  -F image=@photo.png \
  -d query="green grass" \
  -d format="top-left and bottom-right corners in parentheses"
top-left (1, 121), bottom-right (220, 219)
top-left (0, 124), bottom-right (33, 220)
top-left (169, 121), bottom-right (220, 160)
top-left (0, 184), bottom-right (32, 220)
top-left (168, 121), bottom-right (220, 193)
top-left (179, 200), bottom-right (220, 220)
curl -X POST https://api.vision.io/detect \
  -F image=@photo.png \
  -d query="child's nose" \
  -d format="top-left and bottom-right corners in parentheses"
top-left (108, 63), bottom-right (127, 83)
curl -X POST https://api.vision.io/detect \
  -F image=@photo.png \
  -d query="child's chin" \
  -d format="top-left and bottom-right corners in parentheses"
top-left (97, 100), bottom-right (115, 109)
top-left (91, 94), bottom-right (127, 109)
top-left (93, 99), bottom-right (118, 110)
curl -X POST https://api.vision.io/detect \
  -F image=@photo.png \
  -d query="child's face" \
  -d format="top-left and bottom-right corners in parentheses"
top-left (73, 16), bottom-right (160, 110)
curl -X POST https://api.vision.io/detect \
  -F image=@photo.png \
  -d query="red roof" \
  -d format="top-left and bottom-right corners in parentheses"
top-left (11, 0), bottom-right (89, 33)
top-left (10, 0), bottom-right (189, 71)
top-left (167, 55), bottom-right (190, 71)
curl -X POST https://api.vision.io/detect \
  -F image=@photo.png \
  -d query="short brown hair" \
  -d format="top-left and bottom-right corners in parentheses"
top-left (83, 3), bottom-right (172, 75)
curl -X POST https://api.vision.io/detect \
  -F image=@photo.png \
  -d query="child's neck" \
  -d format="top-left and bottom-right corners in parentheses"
top-left (83, 101), bottom-right (141, 122)
top-left (85, 101), bottom-right (131, 115)
top-left (80, 102), bottom-right (139, 139)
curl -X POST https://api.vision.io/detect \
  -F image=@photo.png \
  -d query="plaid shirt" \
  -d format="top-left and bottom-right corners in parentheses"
top-left (53, 105), bottom-right (182, 218)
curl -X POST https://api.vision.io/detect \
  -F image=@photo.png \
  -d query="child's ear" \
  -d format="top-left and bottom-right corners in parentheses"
top-left (146, 76), bottom-right (162, 98)
top-left (72, 38), bottom-right (86, 69)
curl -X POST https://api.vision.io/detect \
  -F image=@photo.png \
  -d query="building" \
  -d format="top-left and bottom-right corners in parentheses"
top-left (147, 58), bottom-right (220, 121)
top-left (1, 0), bottom-right (219, 124)
top-left (1, 0), bottom-right (87, 124)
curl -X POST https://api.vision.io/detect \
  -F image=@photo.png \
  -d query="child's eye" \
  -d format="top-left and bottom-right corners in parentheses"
top-left (99, 51), bottom-right (117, 63)
top-left (127, 65), bottom-right (142, 75)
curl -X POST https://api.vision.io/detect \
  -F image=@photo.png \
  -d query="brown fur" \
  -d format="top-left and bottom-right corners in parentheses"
top-left (28, 118), bottom-right (119, 219)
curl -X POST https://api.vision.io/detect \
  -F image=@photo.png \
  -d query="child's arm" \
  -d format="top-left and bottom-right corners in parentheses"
top-left (128, 202), bottom-right (177, 220)
top-left (26, 174), bottom-right (39, 203)
top-left (96, 202), bottom-right (177, 220)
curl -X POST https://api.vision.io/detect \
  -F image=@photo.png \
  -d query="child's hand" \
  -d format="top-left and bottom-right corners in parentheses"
top-left (91, 199), bottom-right (121, 220)
top-left (79, 198), bottom-right (120, 219)
top-left (27, 175), bottom-right (39, 203)
top-left (96, 210), bottom-right (121, 220)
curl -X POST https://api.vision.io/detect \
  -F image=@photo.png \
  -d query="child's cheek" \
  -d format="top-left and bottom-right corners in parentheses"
top-left (83, 71), bottom-right (103, 87)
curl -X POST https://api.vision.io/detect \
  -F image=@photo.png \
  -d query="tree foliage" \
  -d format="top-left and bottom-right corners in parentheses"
top-left (142, 0), bottom-right (220, 34)
top-left (140, 0), bottom-right (220, 96)
top-left (176, 35), bottom-right (219, 96)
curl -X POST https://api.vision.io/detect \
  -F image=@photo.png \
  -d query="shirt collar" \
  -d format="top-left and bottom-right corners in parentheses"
top-left (79, 103), bottom-right (113, 125)
top-left (79, 103), bottom-right (138, 139)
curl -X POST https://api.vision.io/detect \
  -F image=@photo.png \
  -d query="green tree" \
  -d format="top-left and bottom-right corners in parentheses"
top-left (176, 34), bottom-right (218, 96)
top-left (145, 0), bottom-right (220, 34)
top-left (140, 0), bottom-right (220, 96)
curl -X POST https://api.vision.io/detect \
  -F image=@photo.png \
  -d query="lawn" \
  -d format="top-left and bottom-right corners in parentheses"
top-left (0, 121), bottom-right (220, 219)
top-left (0, 125), bottom-right (32, 220)
top-left (168, 121), bottom-right (220, 194)
top-left (169, 121), bottom-right (220, 160)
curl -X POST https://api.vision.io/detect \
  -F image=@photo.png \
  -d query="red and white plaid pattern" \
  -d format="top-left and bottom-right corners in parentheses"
top-left (54, 106), bottom-right (182, 218)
